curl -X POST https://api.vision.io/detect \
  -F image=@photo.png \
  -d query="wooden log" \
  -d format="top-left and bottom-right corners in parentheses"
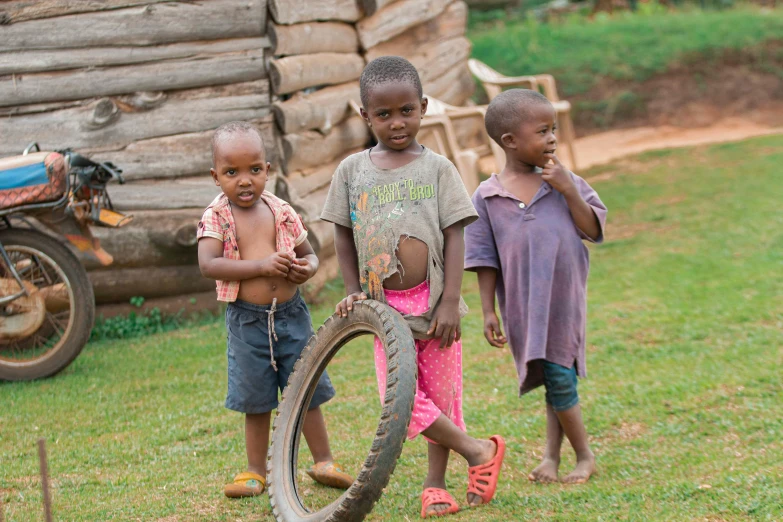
top-left (0, 50), bottom-right (266, 108)
top-left (282, 116), bottom-right (370, 172)
top-left (356, 0), bottom-right (451, 50)
top-left (280, 182), bottom-right (334, 256)
top-left (86, 209), bottom-right (203, 270)
top-left (410, 37), bottom-right (472, 85)
top-left (268, 0), bottom-right (363, 25)
top-left (272, 81), bottom-right (360, 134)
top-left (95, 290), bottom-right (219, 314)
top-left (364, 1), bottom-right (467, 61)
top-left (269, 53), bottom-right (364, 95)
top-left (424, 62), bottom-right (475, 106)
top-left (275, 147), bottom-right (362, 202)
top-left (0, 100), bottom-right (86, 118)
top-left (304, 219), bottom-right (335, 258)
top-left (89, 265), bottom-right (213, 302)
top-left (285, 151), bottom-right (361, 199)
top-left (0, 1), bottom-right (178, 24)
top-left (92, 118), bottom-right (277, 181)
top-left (302, 253), bottom-right (339, 301)
top-left (1, 0), bottom-right (266, 52)
top-left (166, 79), bottom-right (270, 102)
top-left (0, 92), bottom-right (271, 157)
top-left (0, 37), bottom-right (270, 76)
top-left (362, 0), bottom-right (400, 16)
top-left (106, 178), bottom-right (221, 211)
top-left (268, 22), bottom-right (358, 56)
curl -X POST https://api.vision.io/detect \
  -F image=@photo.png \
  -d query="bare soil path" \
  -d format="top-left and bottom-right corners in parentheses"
top-left (575, 117), bottom-right (783, 170)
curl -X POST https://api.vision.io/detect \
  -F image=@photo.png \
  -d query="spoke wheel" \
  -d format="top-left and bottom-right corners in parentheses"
top-left (0, 229), bottom-right (94, 381)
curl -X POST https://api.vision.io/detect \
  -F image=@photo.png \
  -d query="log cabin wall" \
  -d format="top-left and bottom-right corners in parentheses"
top-left (0, 0), bottom-right (272, 306)
top-left (0, 0), bottom-right (475, 309)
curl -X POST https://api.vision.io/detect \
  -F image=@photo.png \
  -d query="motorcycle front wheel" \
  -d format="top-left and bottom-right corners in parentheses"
top-left (0, 228), bottom-right (95, 380)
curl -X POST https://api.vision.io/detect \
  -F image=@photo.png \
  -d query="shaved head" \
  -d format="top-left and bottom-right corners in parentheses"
top-left (484, 89), bottom-right (553, 145)
top-left (211, 121), bottom-right (265, 163)
top-left (360, 56), bottom-right (423, 108)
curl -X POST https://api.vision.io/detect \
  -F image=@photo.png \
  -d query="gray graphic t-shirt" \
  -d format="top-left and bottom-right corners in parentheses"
top-left (321, 147), bottom-right (478, 338)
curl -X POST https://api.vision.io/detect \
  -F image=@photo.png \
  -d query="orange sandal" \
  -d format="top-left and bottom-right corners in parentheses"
top-left (467, 435), bottom-right (506, 506)
top-left (305, 461), bottom-right (354, 489)
top-left (420, 487), bottom-right (460, 518)
top-left (224, 471), bottom-right (265, 498)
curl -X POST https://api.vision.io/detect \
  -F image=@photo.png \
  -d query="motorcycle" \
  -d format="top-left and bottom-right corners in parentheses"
top-left (0, 143), bottom-right (132, 381)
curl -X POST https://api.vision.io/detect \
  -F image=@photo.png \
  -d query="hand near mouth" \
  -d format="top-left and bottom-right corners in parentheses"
top-left (541, 153), bottom-right (576, 195)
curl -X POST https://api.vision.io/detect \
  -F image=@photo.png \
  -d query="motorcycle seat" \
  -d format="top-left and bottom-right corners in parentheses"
top-left (0, 152), bottom-right (67, 210)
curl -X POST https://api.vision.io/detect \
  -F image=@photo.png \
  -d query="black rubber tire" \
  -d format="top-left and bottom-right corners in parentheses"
top-left (0, 229), bottom-right (95, 381)
top-left (268, 300), bottom-right (417, 522)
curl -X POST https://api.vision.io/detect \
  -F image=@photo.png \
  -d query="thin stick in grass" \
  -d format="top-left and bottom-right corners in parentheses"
top-left (38, 438), bottom-right (53, 522)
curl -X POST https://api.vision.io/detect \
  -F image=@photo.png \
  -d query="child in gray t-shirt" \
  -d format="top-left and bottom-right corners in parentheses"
top-left (321, 57), bottom-right (507, 518)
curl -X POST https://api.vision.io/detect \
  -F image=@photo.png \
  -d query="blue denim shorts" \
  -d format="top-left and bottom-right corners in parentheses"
top-left (542, 360), bottom-right (579, 412)
top-left (225, 291), bottom-right (335, 414)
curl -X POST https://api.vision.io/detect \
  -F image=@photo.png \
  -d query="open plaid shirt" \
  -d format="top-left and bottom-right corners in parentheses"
top-left (197, 191), bottom-right (308, 302)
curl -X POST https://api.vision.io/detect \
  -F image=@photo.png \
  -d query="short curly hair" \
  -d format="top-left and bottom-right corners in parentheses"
top-left (484, 89), bottom-right (552, 146)
top-left (211, 121), bottom-right (265, 164)
top-left (360, 56), bottom-right (423, 108)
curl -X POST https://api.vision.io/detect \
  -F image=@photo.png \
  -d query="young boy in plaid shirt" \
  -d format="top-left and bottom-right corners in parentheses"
top-left (197, 121), bottom-right (352, 498)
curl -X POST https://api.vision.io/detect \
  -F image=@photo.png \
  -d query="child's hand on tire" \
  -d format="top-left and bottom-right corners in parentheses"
top-left (336, 292), bottom-right (367, 317)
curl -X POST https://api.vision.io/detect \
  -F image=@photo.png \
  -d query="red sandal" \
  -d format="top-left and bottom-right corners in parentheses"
top-left (420, 487), bottom-right (459, 518)
top-left (467, 435), bottom-right (506, 506)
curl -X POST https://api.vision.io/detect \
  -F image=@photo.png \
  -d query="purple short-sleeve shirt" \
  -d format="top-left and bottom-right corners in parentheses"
top-left (464, 172), bottom-right (607, 395)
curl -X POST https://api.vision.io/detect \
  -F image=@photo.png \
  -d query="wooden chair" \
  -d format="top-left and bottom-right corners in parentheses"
top-left (349, 100), bottom-right (481, 194)
top-left (468, 58), bottom-right (578, 170)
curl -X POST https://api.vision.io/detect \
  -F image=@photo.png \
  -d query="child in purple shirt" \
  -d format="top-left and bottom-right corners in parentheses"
top-left (464, 89), bottom-right (607, 484)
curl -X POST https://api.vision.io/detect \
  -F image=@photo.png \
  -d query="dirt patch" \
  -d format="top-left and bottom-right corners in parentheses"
top-left (572, 41), bottom-right (783, 136)
top-left (576, 117), bottom-right (781, 170)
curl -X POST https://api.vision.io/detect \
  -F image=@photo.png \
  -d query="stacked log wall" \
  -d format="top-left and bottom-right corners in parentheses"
top-left (0, 0), bottom-right (274, 305)
top-left (0, 0), bottom-right (274, 178)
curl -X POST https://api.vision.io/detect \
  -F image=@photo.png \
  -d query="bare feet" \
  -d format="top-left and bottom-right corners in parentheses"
top-left (465, 438), bottom-right (498, 507)
top-left (528, 457), bottom-right (559, 483)
top-left (562, 452), bottom-right (595, 484)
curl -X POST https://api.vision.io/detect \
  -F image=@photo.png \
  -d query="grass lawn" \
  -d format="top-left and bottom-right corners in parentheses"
top-left (2, 135), bottom-right (783, 521)
top-left (468, 6), bottom-right (783, 98)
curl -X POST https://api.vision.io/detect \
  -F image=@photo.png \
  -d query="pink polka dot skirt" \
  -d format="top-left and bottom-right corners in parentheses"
top-left (373, 280), bottom-right (465, 442)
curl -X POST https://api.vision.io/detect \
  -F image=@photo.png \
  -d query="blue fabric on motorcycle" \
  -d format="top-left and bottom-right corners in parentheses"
top-left (0, 152), bottom-right (66, 210)
top-left (0, 162), bottom-right (49, 190)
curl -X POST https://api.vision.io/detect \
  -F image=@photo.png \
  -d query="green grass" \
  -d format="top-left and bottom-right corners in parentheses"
top-left (2, 135), bottom-right (783, 520)
top-left (468, 5), bottom-right (783, 98)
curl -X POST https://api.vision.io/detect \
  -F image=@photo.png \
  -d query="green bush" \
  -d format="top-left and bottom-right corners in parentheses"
top-left (90, 297), bottom-right (218, 341)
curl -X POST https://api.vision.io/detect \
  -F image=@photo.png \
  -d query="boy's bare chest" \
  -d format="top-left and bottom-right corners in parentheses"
top-left (233, 203), bottom-right (276, 257)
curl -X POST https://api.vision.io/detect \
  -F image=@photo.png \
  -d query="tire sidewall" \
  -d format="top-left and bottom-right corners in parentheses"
top-left (268, 300), bottom-right (417, 522)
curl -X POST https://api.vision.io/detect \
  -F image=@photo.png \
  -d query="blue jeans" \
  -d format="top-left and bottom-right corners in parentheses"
top-left (224, 291), bottom-right (335, 414)
top-left (542, 361), bottom-right (579, 412)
